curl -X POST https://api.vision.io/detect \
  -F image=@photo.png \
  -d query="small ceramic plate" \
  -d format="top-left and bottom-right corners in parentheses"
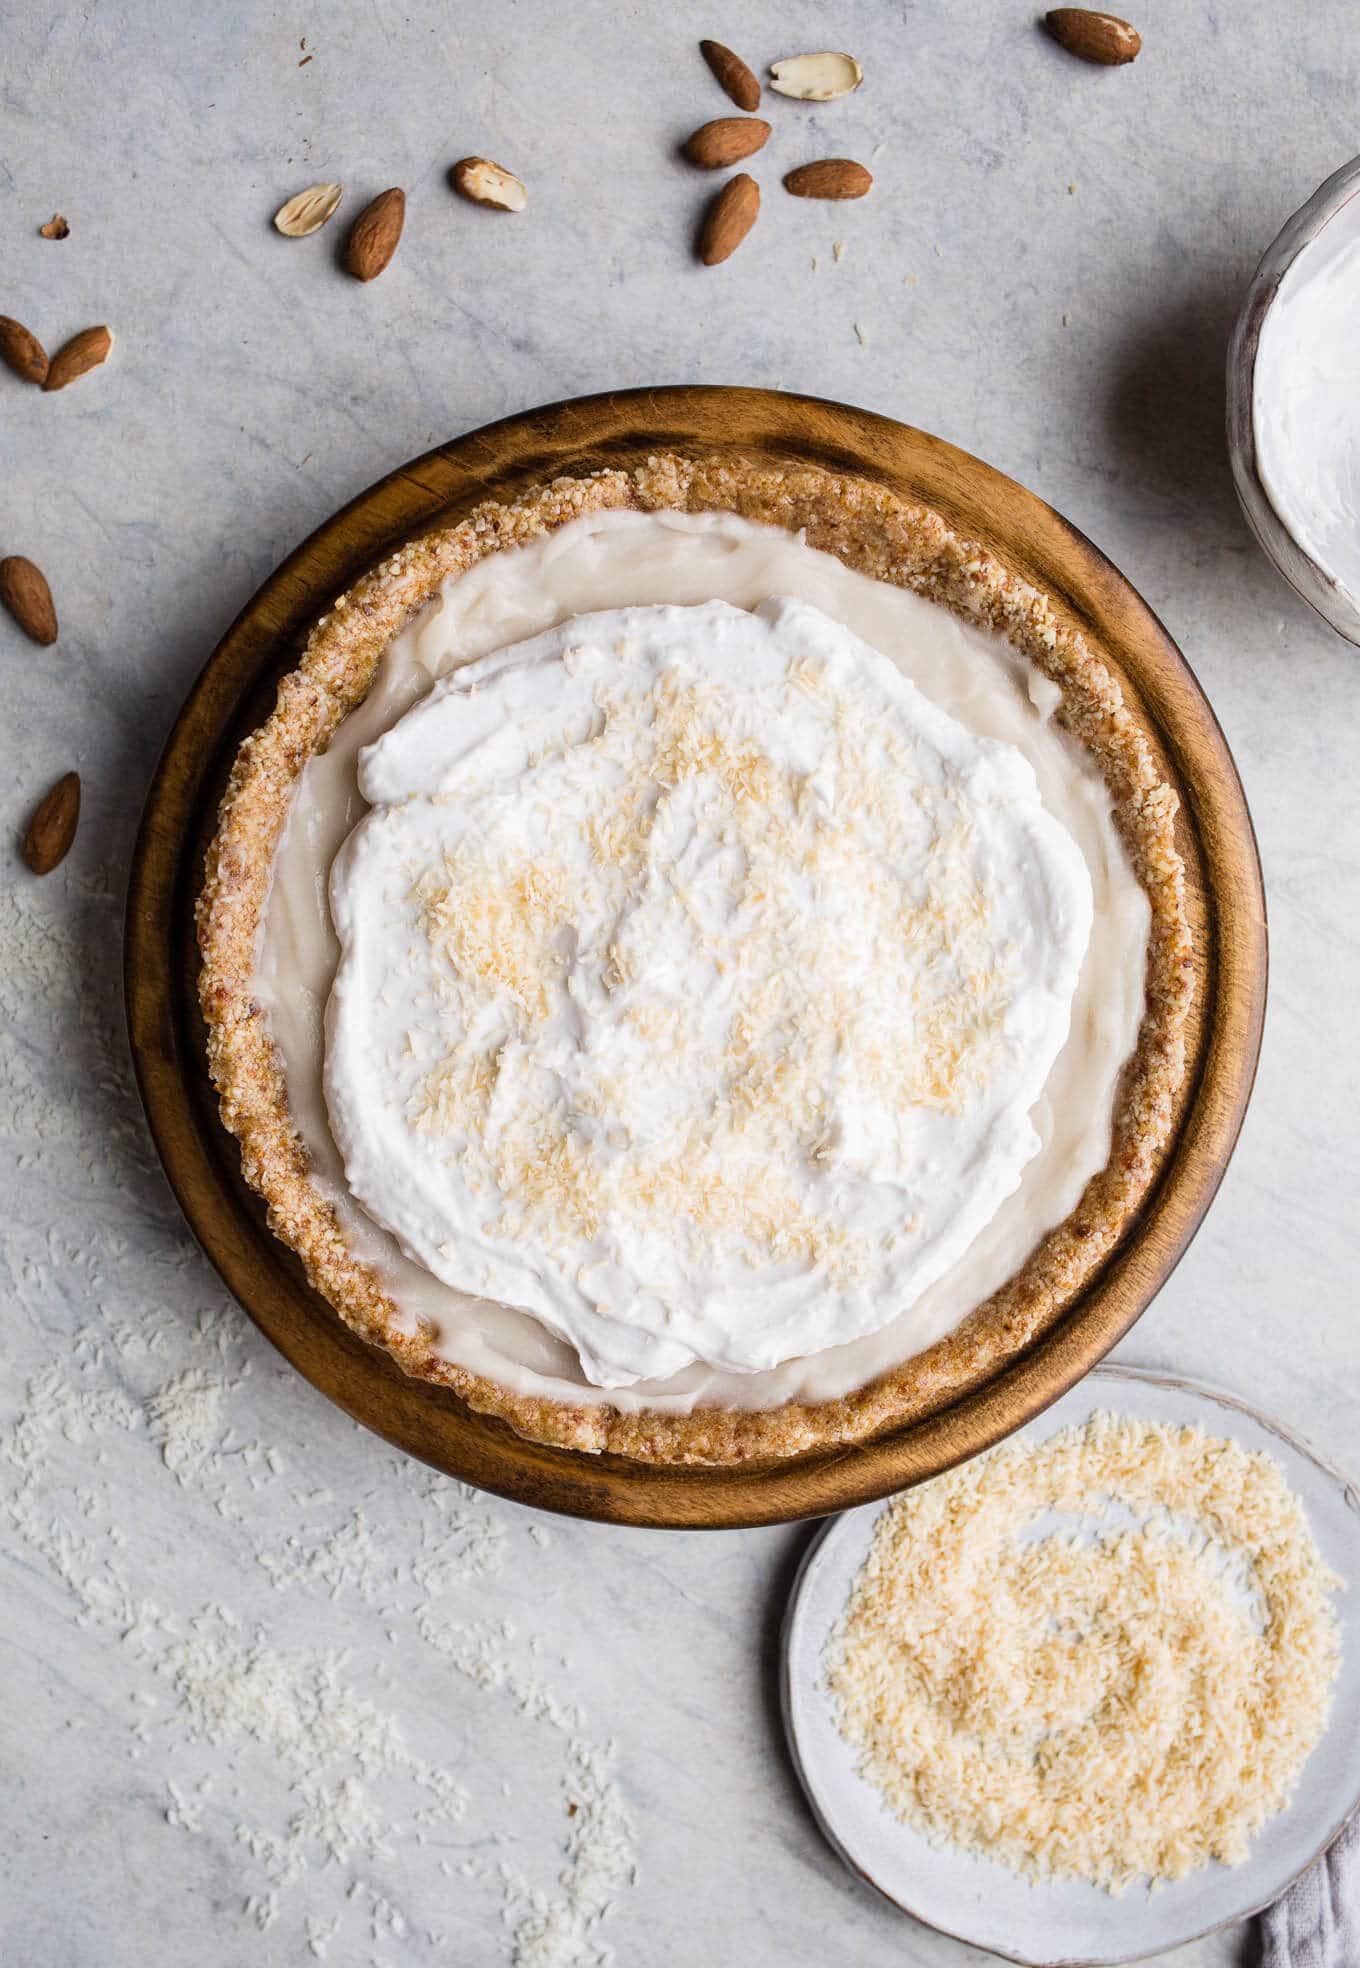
top-left (782, 1365), bottom-right (1360, 1965)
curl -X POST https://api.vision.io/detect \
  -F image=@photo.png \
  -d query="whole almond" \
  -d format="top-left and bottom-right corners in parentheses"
top-left (451, 157), bottom-right (528, 213)
top-left (684, 117), bottom-right (771, 169)
top-left (768, 51), bottom-right (863, 100)
top-left (699, 39), bottom-right (760, 112)
top-left (43, 325), bottom-right (113, 392)
top-left (0, 317), bottom-right (50, 386)
top-left (0, 556), bottom-right (58, 645)
top-left (22, 771), bottom-right (80, 875)
top-left (1044, 8), bottom-right (1141, 63)
top-left (699, 172), bottom-right (759, 266)
top-left (784, 158), bottom-right (873, 200)
top-left (274, 182), bottom-right (343, 237)
top-left (344, 188), bottom-right (405, 280)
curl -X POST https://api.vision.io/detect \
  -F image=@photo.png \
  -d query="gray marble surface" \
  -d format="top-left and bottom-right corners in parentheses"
top-left (4, 3), bottom-right (1358, 1964)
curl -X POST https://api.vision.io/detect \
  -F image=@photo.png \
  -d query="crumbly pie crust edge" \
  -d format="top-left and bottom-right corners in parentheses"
top-left (197, 455), bottom-right (1192, 1465)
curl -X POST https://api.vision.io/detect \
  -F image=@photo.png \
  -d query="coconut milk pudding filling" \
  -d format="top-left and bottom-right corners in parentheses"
top-left (201, 461), bottom-right (1189, 1459)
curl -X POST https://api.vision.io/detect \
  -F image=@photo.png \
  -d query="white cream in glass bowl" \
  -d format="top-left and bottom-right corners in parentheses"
top-left (1229, 153), bottom-right (1360, 643)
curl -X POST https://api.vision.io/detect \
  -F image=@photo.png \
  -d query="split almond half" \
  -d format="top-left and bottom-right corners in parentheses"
top-left (0, 555), bottom-right (58, 644)
top-left (699, 39), bottom-right (761, 112)
top-left (699, 172), bottom-right (759, 265)
top-left (451, 157), bottom-right (527, 212)
top-left (1044, 9), bottom-right (1141, 63)
top-left (683, 117), bottom-right (771, 169)
top-left (769, 51), bottom-right (863, 101)
top-left (344, 188), bottom-right (405, 280)
top-left (784, 159), bottom-right (873, 200)
top-left (274, 182), bottom-right (343, 237)
top-left (43, 325), bottom-right (113, 392)
top-left (0, 317), bottom-right (49, 386)
top-left (23, 771), bottom-right (80, 875)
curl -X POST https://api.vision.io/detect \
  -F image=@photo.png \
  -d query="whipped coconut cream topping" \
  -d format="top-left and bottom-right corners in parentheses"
top-left (1253, 193), bottom-right (1360, 604)
top-left (254, 508), bottom-right (1149, 1412)
top-left (323, 598), bottom-right (1092, 1388)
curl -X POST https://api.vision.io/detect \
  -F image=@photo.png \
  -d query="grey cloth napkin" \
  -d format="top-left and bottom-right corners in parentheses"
top-left (1260, 1816), bottom-right (1360, 1968)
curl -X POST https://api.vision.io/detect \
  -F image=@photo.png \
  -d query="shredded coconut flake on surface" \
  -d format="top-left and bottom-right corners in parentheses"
top-left (146, 1366), bottom-right (231, 1482)
top-left (0, 764), bottom-right (640, 1968)
top-left (827, 1412), bottom-right (1343, 1893)
top-left (2, 1233), bottom-right (634, 1965)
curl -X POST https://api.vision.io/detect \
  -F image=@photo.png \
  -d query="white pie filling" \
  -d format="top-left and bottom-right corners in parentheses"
top-left (254, 509), bottom-right (1150, 1411)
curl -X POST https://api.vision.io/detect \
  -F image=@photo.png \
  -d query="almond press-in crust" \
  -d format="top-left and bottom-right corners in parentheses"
top-left (197, 456), bottom-right (1192, 1464)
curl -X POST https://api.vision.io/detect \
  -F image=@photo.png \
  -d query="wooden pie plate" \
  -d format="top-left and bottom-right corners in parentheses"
top-left (125, 387), bottom-right (1267, 1529)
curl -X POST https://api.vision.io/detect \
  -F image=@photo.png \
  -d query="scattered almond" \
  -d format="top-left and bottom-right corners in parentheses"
top-left (273, 182), bottom-right (343, 237)
top-left (0, 317), bottom-right (50, 387)
top-left (784, 158), bottom-right (873, 200)
top-left (451, 157), bottom-right (528, 212)
top-left (699, 39), bottom-right (760, 112)
top-left (39, 214), bottom-right (70, 240)
top-left (1044, 8), bottom-right (1141, 63)
top-left (699, 172), bottom-right (759, 265)
top-left (22, 771), bottom-right (80, 875)
top-left (43, 325), bottom-right (113, 392)
top-left (683, 117), bottom-right (771, 169)
top-left (343, 188), bottom-right (406, 280)
top-left (768, 51), bottom-right (863, 101)
top-left (0, 556), bottom-right (58, 645)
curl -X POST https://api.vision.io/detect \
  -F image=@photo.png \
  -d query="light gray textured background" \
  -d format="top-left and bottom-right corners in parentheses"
top-left (4, 4), bottom-right (1357, 1965)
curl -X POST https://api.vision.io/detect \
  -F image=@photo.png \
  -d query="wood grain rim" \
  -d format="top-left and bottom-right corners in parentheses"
top-left (124, 387), bottom-right (1267, 1528)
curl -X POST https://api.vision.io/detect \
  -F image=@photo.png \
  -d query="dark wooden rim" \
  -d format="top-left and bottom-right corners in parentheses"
top-left (124, 387), bottom-right (1267, 1528)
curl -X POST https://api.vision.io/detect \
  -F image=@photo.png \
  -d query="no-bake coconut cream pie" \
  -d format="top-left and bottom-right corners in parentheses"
top-left (198, 456), bottom-right (1191, 1463)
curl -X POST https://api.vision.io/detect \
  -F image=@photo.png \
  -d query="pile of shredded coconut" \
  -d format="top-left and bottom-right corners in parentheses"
top-left (827, 1411), bottom-right (1342, 1893)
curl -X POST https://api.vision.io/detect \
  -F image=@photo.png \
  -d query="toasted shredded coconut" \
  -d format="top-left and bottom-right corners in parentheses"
top-left (827, 1412), bottom-right (1342, 1893)
top-left (396, 629), bottom-right (1032, 1327)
